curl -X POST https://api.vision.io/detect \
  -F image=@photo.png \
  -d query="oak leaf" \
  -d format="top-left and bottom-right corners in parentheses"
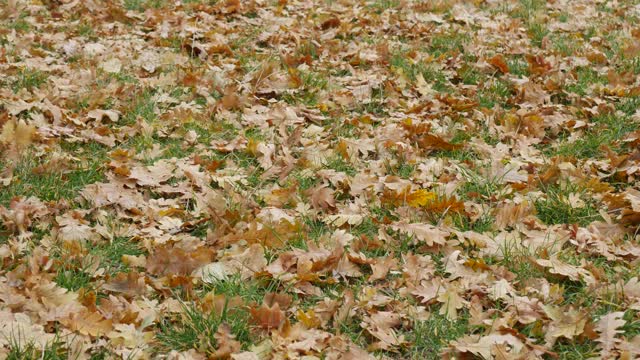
top-left (595, 312), bottom-right (626, 358)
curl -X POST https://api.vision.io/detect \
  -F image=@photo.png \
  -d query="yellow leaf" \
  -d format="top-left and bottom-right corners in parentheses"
top-left (407, 189), bottom-right (437, 207)
top-left (296, 309), bottom-right (321, 328)
top-left (0, 119), bottom-right (35, 149)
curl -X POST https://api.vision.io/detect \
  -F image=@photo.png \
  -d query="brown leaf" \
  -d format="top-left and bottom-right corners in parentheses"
top-left (250, 302), bottom-right (286, 330)
top-left (309, 184), bottom-right (336, 211)
top-left (211, 323), bottom-right (242, 359)
top-left (416, 134), bottom-right (462, 152)
top-left (488, 54), bottom-right (509, 74)
top-left (61, 310), bottom-right (113, 337)
top-left (146, 245), bottom-right (214, 276)
top-left (596, 312), bottom-right (626, 358)
top-left (103, 272), bottom-right (147, 297)
top-left (321, 17), bottom-right (341, 30)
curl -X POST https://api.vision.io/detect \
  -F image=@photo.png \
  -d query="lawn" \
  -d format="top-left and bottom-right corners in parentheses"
top-left (2, 0), bottom-right (640, 358)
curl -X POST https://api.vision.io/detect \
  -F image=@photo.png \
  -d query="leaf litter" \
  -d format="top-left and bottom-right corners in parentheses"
top-left (2, 0), bottom-right (640, 359)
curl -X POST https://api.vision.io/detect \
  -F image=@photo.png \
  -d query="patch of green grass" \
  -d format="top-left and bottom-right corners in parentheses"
top-left (182, 0), bottom-right (218, 4)
top-left (90, 236), bottom-right (145, 275)
top-left (201, 275), bottom-right (275, 303)
top-left (121, 88), bottom-right (158, 125)
top-left (298, 70), bottom-right (328, 90)
top-left (552, 113), bottom-right (638, 158)
top-left (457, 166), bottom-right (505, 202)
top-left (157, 300), bottom-right (252, 353)
top-left (7, 12), bottom-right (31, 32)
top-left (452, 212), bottom-right (495, 233)
top-left (369, 0), bottom-right (400, 11)
top-left (0, 146), bottom-right (107, 206)
top-left (109, 71), bottom-right (139, 85)
top-left (458, 65), bottom-right (483, 85)
top-left (534, 183), bottom-right (602, 226)
top-left (407, 311), bottom-right (471, 360)
top-left (124, 0), bottom-right (166, 11)
top-left (558, 12), bottom-right (569, 23)
top-left (77, 22), bottom-right (95, 38)
top-left (394, 161), bottom-right (415, 179)
top-left (621, 57), bottom-right (640, 75)
top-left (325, 156), bottom-right (357, 176)
top-left (5, 337), bottom-right (67, 360)
top-left (390, 50), bottom-right (450, 89)
top-left (477, 79), bottom-right (512, 109)
top-left (429, 32), bottom-right (469, 57)
top-left (617, 96), bottom-right (640, 116)
top-left (351, 217), bottom-right (379, 238)
top-left (565, 67), bottom-right (608, 96)
top-left (11, 68), bottom-right (48, 93)
top-left (551, 33), bottom-right (581, 56)
top-left (55, 265), bottom-right (93, 291)
top-left (528, 22), bottom-right (550, 48)
top-left (507, 56), bottom-right (530, 77)
top-left (552, 339), bottom-right (599, 359)
top-left (303, 217), bottom-right (330, 241)
top-left (512, 0), bottom-right (545, 20)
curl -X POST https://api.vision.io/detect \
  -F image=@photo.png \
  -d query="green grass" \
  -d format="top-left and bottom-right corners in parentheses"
top-left (325, 156), bottom-right (357, 176)
top-left (457, 166), bottom-right (505, 202)
top-left (157, 300), bottom-right (252, 353)
top-left (551, 113), bottom-right (639, 159)
top-left (406, 312), bottom-right (471, 360)
top-left (565, 67), bottom-right (608, 96)
top-left (389, 50), bottom-right (450, 90)
top-left (429, 32), bottom-right (470, 57)
top-left (11, 68), bottom-right (48, 93)
top-left (55, 264), bottom-right (93, 291)
top-left (534, 183), bottom-right (602, 226)
top-left (551, 33), bottom-right (581, 56)
top-left (477, 79), bottom-right (512, 109)
top-left (512, 0), bottom-right (546, 20)
top-left (0, 146), bottom-right (107, 206)
top-left (369, 0), bottom-right (400, 11)
top-left (121, 89), bottom-right (158, 125)
top-left (124, 0), bottom-right (166, 11)
top-left (507, 56), bottom-right (530, 76)
top-left (91, 236), bottom-right (146, 275)
top-left (7, 12), bottom-right (31, 32)
top-left (5, 337), bottom-right (67, 360)
top-left (452, 212), bottom-right (495, 233)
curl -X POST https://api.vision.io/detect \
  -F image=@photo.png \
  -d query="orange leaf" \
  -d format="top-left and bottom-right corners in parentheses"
top-left (488, 54), bottom-right (509, 74)
top-left (250, 302), bottom-right (286, 330)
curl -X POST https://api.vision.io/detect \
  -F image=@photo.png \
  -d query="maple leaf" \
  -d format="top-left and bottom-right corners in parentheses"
top-left (543, 305), bottom-right (588, 345)
top-left (249, 302), bottom-right (286, 330)
top-left (369, 256), bottom-right (398, 282)
top-left (309, 184), bottom-right (336, 211)
top-left (211, 323), bottom-right (242, 359)
top-left (0, 118), bottom-right (36, 160)
top-left (450, 333), bottom-right (527, 359)
top-left (61, 310), bottom-right (113, 337)
top-left (407, 189), bottom-right (437, 207)
top-left (416, 134), bottom-right (462, 152)
top-left (107, 323), bottom-right (154, 349)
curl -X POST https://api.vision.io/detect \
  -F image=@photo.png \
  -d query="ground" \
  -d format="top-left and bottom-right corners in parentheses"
top-left (1, 0), bottom-right (640, 359)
